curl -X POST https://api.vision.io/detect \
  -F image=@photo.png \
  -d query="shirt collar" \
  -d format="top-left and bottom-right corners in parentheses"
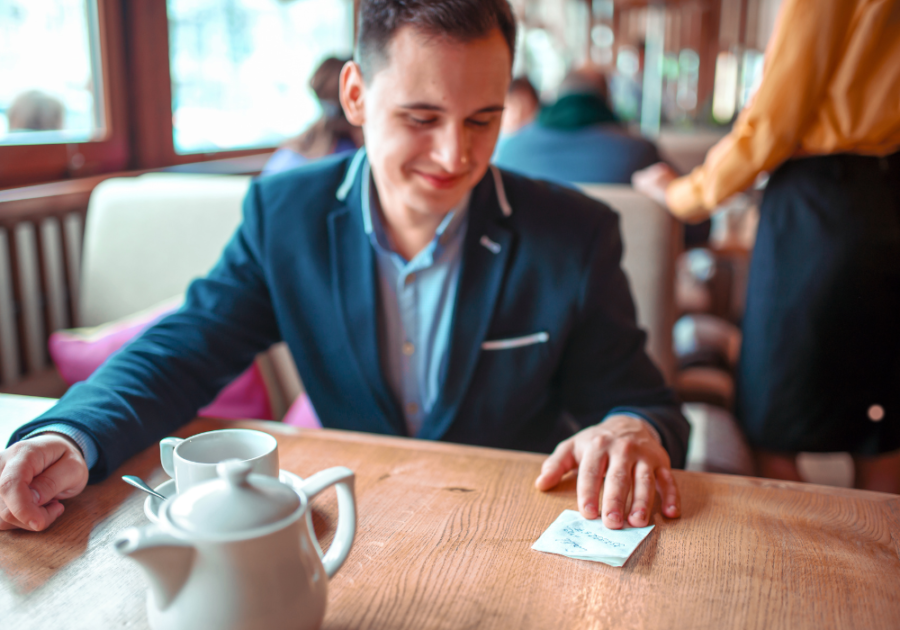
top-left (360, 156), bottom-right (470, 257)
top-left (335, 147), bottom-right (508, 235)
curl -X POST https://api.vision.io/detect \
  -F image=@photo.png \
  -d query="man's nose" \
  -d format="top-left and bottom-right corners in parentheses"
top-left (433, 123), bottom-right (471, 174)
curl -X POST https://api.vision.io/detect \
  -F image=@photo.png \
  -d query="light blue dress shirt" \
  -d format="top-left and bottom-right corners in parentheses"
top-left (361, 158), bottom-right (470, 437)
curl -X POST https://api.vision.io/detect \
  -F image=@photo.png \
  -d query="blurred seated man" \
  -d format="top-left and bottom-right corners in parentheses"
top-left (7, 90), bottom-right (64, 132)
top-left (499, 76), bottom-right (539, 135)
top-left (493, 66), bottom-right (660, 185)
top-left (1, 0), bottom-right (687, 535)
top-left (263, 57), bottom-right (364, 176)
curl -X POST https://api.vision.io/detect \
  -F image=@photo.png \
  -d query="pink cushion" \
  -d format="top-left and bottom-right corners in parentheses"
top-left (282, 393), bottom-right (321, 430)
top-left (48, 302), bottom-right (272, 421)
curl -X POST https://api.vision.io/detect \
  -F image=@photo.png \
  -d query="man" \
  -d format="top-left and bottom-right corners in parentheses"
top-left (494, 67), bottom-right (660, 185)
top-left (633, 0), bottom-right (900, 490)
top-left (0, 0), bottom-right (687, 534)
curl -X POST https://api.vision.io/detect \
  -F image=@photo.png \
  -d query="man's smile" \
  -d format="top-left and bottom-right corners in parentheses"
top-left (412, 169), bottom-right (468, 190)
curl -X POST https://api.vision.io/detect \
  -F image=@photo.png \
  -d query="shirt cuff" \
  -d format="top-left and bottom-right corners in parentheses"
top-left (23, 424), bottom-right (99, 470)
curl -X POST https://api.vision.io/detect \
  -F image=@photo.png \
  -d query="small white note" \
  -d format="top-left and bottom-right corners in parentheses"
top-left (532, 510), bottom-right (654, 567)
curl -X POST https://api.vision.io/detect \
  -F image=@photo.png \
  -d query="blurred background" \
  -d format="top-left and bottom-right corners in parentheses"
top-left (0, 0), bottom-right (779, 180)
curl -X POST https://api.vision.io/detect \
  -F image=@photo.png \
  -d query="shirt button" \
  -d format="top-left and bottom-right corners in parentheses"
top-left (403, 341), bottom-right (415, 356)
top-left (405, 273), bottom-right (416, 286)
top-left (406, 402), bottom-right (419, 415)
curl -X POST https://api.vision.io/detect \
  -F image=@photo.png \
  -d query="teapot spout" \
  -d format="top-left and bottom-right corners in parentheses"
top-left (115, 526), bottom-right (195, 611)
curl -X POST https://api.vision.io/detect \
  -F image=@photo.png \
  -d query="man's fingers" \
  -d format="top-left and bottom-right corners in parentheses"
top-left (575, 448), bottom-right (608, 520)
top-left (600, 457), bottom-right (633, 529)
top-left (656, 467), bottom-right (681, 518)
top-left (627, 460), bottom-right (655, 527)
top-left (0, 436), bottom-right (86, 531)
top-left (43, 499), bottom-right (65, 524)
top-left (0, 478), bottom-right (49, 530)
top-left (0, 455), bottom-right (44, 530)
top-left (0, 495), bottom-right (65, 532)
top-left (30, 455), bottom-right (87, 506)
top-left (535, 440), bottom-right (577, 491)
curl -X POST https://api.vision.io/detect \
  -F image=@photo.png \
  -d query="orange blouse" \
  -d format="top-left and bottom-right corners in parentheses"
top-left (667, 0), bottom-right (900, 222)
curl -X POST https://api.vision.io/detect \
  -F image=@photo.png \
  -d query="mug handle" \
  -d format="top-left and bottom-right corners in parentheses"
top-left (159, 437), bottom-right (183, 479)
top-left (299, 466), bottom-right (356, 579)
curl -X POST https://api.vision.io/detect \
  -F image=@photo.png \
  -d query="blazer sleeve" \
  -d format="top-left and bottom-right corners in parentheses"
top-left (557, 209), bottom-right (690, 469)
top-left (9, 182), bottom-right (282, 482)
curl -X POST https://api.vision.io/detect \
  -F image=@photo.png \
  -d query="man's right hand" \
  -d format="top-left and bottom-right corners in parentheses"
top-left (0, 434), bottom-right (89, 531)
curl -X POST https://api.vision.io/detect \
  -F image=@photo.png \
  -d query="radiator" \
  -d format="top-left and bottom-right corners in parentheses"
top-left (0, 212), bottom-right (83, 388)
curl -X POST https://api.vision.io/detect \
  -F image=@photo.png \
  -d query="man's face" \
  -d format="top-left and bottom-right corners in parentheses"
top-left (341, 27), bottom-right (511, 219)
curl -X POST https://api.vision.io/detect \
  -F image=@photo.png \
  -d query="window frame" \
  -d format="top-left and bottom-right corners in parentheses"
top-left (124, 0), bottom-right (280, 171)
top-left (0, 0), bottom-right (131, 189)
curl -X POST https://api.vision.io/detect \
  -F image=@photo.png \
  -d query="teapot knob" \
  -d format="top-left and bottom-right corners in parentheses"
top-left (217, 459), bottom-right (252, 486)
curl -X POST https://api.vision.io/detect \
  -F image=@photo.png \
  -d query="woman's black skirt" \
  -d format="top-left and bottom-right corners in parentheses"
top-left (736, 151), bottom-right (900, 455)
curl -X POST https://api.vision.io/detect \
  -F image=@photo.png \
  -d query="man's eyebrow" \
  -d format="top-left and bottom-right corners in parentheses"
top-left (398, 103), bottom-right (505, 115)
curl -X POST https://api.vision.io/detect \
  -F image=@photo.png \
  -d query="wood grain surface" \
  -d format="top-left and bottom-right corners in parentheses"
top-left (2, 415), bottom-right (899, 630)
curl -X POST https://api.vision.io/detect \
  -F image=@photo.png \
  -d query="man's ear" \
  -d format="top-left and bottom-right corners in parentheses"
top-left (340, 61), bottom-right (366, 126)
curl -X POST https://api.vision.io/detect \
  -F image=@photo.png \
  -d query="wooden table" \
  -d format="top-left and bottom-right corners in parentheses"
top-left (2, 400), bottom-right (899, 629)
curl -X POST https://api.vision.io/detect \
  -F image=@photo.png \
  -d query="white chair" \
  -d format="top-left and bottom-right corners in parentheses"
top-left (578, 184), bottom-right (759, 476)
top-left (77, 173), bottom-right (302, 419)
top-left (578, 184), bottom-right (681, 383)
top-left (79, 173), bottom-right (251, 326)
top-left (656, 128), bottom-right (728, 174)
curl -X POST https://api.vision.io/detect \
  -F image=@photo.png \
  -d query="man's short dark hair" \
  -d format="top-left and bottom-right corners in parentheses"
top-left (355, 0), bottom-right (517, 80)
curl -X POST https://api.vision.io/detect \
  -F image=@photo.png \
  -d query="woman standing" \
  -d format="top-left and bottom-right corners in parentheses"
top-left (634, 0), bottom-right (900, 491)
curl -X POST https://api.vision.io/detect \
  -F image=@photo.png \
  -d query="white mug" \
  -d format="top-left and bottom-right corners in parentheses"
top-left (160, 429), bottom-right (279, 494)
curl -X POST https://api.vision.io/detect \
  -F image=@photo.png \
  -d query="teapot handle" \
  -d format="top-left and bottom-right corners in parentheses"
top-left (299, 466), bottom-right (357, 579)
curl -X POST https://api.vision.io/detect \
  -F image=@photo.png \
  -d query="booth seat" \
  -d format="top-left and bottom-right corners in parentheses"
top-left (656, 128), bottom-right (729, 174)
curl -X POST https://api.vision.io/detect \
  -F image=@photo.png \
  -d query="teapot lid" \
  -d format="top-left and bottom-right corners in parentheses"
top-left (166, 460), bottom-right (301, 535)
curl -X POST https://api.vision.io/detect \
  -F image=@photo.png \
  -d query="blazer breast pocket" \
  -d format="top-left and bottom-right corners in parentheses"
top-left (481, 331), bottom-right (549, 351)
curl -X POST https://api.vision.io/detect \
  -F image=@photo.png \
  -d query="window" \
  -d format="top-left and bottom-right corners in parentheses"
top-left (0, 0), bottom-right (105, 146)
top-left (167, 0), bottom-right (354, 154)
top-left (0, 0), bottom-right (127, 188)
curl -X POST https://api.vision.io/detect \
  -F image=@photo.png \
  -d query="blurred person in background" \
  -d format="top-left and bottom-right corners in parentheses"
top-left (493, 66), bottom-right (660, 185)
top-left (7, 90), bottom-right (64, 131)
top-left (262, 56), bottom-right (364, 176)
top-left (633, 0), bottom-right (900, 492)
top-left (499, 75), bottom-right (540, 135)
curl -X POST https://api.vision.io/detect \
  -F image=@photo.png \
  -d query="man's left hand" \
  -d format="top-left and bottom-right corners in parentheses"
top-left (535, 415), bottom-right (681, 529)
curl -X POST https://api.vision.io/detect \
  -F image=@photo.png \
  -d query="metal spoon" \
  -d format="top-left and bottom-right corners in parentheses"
top-left (122, 475), bottom-right (167, 501)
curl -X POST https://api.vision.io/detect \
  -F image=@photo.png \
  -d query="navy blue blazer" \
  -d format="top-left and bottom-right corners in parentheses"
top-left (12, 152), bottom-right (689, 482)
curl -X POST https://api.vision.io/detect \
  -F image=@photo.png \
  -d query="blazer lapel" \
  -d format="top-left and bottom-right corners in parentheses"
top-left (327, 165), bottom-right (406, 436)
top-left (420, 172), bottom-right (515, 441)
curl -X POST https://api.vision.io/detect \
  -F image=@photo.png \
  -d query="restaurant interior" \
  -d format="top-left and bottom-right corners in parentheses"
top-left (1, 0), bottom-right (898, 628)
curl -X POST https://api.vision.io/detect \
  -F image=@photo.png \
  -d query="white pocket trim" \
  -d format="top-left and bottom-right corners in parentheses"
top-left (481, 331), bottom-right (549, 351)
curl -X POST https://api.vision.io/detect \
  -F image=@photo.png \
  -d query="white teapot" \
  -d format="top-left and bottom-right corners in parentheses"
top-left (115, 460), bottom-right (356, 630)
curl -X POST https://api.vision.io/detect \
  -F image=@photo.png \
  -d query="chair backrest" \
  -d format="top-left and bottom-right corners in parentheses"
top-left (78, 173), bottom-right (305, 418)
top-left (577, 184), bottom-right (681, 382)
top-left (79, 173), bottom-right (250, 326)
top-left (656, 129), bottom-right (727, 174)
